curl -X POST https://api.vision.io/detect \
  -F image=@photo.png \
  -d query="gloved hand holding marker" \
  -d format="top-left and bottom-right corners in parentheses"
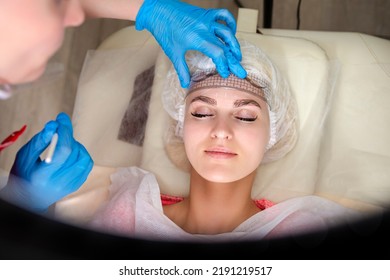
top-left (0, 113), bottom-right (93, 213)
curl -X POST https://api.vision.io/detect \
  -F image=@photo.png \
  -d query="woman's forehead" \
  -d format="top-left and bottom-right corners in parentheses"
top-left (187, 88), bottom-right (267, 106)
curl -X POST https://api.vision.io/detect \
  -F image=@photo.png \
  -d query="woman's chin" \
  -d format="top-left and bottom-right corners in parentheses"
top-left (11, 63), bottom-right (47, 84)
top-left (24, 65), bottom-right (46, 83)
top-left (199, 170), bottom-right (238, 183)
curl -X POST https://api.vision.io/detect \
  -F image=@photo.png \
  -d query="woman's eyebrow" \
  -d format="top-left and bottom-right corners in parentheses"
top-left (190, 95), bottom-right (217, 105)
top-left (233, 99), bottom-right (261, 109)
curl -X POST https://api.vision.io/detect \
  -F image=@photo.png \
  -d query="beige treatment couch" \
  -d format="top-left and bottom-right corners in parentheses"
top-left (54, 9), bottom-right (390, 225)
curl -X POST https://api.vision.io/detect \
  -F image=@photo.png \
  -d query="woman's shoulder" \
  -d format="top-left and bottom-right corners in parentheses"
top-left (270, 195), bottom-right (363, 222)
top-left (109, 166), bottom-right (158, 192)
top-left (87, 166), bottom-right (161, 236)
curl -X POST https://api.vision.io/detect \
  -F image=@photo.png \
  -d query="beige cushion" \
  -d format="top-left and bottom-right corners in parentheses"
top-left (72, 28), bottom-right (160, 167)
top-left (260, 30), bottom-right (390, 207)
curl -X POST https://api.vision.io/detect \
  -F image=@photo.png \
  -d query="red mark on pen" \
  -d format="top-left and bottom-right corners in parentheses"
top-left (0, 125), bottom-right (27, 152)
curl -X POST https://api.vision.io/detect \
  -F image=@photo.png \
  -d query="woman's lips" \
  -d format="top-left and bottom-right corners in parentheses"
top-left (204, 147), bottom-right (237, 159)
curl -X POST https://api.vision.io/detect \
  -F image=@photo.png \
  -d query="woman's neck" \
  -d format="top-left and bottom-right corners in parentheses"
top-left (164, 169), bottom-right (260, 235)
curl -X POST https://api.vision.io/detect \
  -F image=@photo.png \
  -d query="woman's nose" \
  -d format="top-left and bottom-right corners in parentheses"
top-left (211, 118), bottom-right (233, 140)
top-left (64, 0), bottom-right (85, 27)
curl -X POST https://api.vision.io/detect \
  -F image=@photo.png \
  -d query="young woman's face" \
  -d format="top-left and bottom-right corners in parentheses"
top-left (0, 0), bottom-right (85, 84)
top-left (183, 88), bottom-right (270, 183)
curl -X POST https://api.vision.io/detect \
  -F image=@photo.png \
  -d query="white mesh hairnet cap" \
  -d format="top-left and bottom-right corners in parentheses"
top-left (162, 39), bottom-right (298, 164)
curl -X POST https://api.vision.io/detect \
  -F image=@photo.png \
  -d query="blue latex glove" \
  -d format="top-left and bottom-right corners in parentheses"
top-left (135, 0), bottom-right (247, 88)
top-left (0, 113), bottom-right (93, 213)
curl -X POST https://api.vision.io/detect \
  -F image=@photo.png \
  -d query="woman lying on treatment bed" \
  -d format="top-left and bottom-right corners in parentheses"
top-left (85, 39), bottom-right (364, 242)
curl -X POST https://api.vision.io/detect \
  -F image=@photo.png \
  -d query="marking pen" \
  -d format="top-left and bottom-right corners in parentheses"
top-left (44, 133), bottom-right (58, 163)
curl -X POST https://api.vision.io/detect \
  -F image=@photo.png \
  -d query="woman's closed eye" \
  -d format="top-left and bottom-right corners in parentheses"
top-left (190, 106), bottom-right (214, 119)
top-left (234, 109), bottom-right (258, 122)
top-left (191, 112), bottom-right (214, 118)
top-left (235, 116), bottom-right (258, 122)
